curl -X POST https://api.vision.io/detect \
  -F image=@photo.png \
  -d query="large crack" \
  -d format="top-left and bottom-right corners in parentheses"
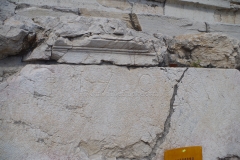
top-left (163, 0), bottom-right (167, 15)
top-left (144, 67), bottom-right (188, 160)
top-left (116, 68), bottom-right (188, 160)
top-left (205, 22), bottom-right (210, 33)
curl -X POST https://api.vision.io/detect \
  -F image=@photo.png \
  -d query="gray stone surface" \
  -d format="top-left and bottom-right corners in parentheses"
top-left (0, 25), bottom-right (33, 59)
top-left (137, 15), bottom-right (206, 36)
top-left (0, 0), bottom-right (16, 24)
top-left (4, 15), bottom-right (43, 32)
top-left (208, 22), bottom-right (240, 40)
top-left (0, 65), bottom-right (239, 160)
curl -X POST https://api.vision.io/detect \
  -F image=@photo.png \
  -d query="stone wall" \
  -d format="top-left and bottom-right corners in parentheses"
top-left (0, 0), bottom-right (240, 160)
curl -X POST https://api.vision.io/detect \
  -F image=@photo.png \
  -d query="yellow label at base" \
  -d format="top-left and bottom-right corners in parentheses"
top-left (164, 146), bottom-right (202, 160)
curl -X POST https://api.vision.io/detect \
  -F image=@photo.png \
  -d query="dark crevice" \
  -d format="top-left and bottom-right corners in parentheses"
top-left (163, 0), bottom-right (167, 15)
top-left (143, 67), bottom-right (188, 160)
top-left (129, 13), bottom-right (142, 31)
top-left (205, 22), bottom-right (210, 33)
top-left (116, 68), bottom-right (188, 160)
top-left (218, 155), bottom-right (240, 160)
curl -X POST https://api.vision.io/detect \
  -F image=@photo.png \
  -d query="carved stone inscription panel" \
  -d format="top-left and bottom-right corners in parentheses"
top-left (0, 65), bottom-right (177, 159)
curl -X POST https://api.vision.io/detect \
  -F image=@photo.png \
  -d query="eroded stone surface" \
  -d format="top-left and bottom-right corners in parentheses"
top-left (0, 25), bottom-right (35, 59)
top-left (168, 33), bottom-right (240, 68)
top-left (24, 16), bottom-right (163, 66)
top-left (0, 64), bottom-right (176, 159)
top-left (0, 65), bottom-right (240, 160)
top-left (154, 68), bottom-right (240, 160)
top-left (0, 0), bottom-right (16, 24)
top-left (4, 15), bottom-right (43, 32)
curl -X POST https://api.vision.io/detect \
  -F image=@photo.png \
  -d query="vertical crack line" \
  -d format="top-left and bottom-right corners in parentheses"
top-left (144, 67), bottom-right (189, 160)
top-left (205, 22), bottom-right (210, 33)
top-left (163, 0), bottom-right (167, 15)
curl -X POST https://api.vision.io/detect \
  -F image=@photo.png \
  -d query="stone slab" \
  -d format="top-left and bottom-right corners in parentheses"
top-left (0, 64), bottom-right (176, 159)
top-left (0, 65), bottom-right (240, 160)
top-left (137, 15), bottom-right (206, 36)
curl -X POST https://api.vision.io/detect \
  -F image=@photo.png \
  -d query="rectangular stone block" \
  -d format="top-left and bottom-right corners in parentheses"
top-left (0, 65), bottom-right (239, 160)
top-left (137, 14), bottom-right (206, 36)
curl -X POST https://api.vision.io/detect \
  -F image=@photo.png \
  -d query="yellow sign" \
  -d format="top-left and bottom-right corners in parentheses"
top-left (164, 146), bottom-right (202, 160)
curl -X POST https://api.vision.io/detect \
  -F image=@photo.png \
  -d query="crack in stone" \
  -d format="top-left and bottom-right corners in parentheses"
top-left (205, 22), bottom-right (210, 33)
top-left (163, 0), bottom-right (167, 15)
top-left (116, 68), bottom-right (189, 160)
top-left (218, 155), bottom-right (240, 160)
top-left (143, 67), bottom-right (188, 160)
top-left (148, 68), bottom-right (188, 159)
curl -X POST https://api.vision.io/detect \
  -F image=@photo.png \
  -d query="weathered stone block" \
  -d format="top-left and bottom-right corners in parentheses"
top-left (0, 65), bottom-right (239, 160)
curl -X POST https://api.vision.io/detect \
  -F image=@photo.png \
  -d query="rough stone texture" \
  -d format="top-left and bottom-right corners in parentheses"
top-left (1, 0), bottom-right (240, 159)
top-left (168, 33), bottom-right (240, 69)
top-left (0, 0), bottom-right (16, 25)
top-left (0, 65), bottom-right (174, 159)
top-left (0, 25), bottom-right (34, 59)
top-left (0, 65), bottom-right (240, 160)
top-left (9, 0), bottom-right (164, 15)
top-left (80, 9), bottom-right (139, 30)
top-left (4, 15), bottom-right (43, 32)
top-left (8, 14), bottom-right (240, 68)
top-left (154, 68), bottom-right (240, 160)
top-left (24, 16), bottom-right (163, 66)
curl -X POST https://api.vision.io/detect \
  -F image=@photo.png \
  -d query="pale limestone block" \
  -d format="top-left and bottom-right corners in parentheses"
top-left (154, 68), bottom-right (240, 160)
top-left (0, 66), bottom-right (240, 160)
top-left (0, 65), bottom-right (177, 159)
